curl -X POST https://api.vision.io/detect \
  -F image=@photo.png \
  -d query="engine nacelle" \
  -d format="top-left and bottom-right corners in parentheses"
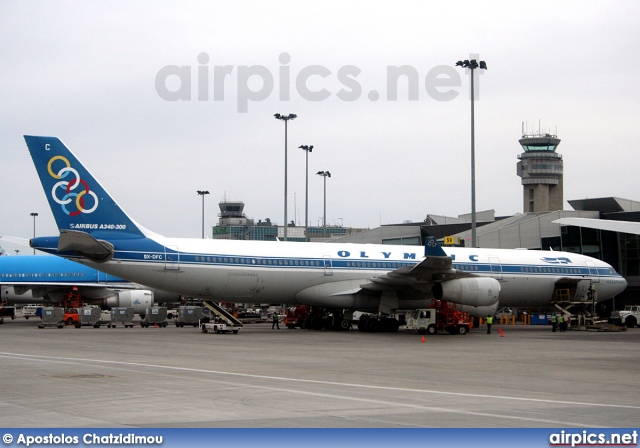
top-left (456, 303), bottom-right (499, 318)
top-left (432, 277), bottom-right (500, 308)
top-left (105, 290), bottom-right (154, 314)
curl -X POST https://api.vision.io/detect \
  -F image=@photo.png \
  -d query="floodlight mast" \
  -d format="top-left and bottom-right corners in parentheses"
top-left (274, 113), bottom-right (297, 241)
top-left (299, 145), bottom-right (313, 241)
top-left (316, 171), bottom-right (331, 238)
top-left (455, 59), bottom-right (487, 248)
top-left (197, 190), bottom-right (210, 238)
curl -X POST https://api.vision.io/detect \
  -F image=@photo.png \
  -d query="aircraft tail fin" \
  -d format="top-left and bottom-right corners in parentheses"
top-left (24, 136), bottom-right (150, 239)
top-left (424, 236), bottom-right (448, 257)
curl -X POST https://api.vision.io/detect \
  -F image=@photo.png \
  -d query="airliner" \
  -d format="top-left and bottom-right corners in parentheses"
top-left (19, 136), bottom-right (627, 330)
top-left (0, 254), bottom-right (181, 313)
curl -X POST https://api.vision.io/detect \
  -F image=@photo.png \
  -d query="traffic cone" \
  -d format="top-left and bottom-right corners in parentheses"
top-left (154, 323), bottom-right (158, 328)
top-left (499, 328), bottom-right (504, 337)
top-left (421, 335), bottom-right (425, 343)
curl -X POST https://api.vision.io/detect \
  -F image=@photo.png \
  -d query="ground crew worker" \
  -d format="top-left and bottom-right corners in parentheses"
top-left (272, 312), bottom-right (280, 330)
top-left (486, 315), bottom-right (493, 334)
top-left (551, 314), bottom-right (558, 332)
top-left (559, 314), bottom-right (567, 332)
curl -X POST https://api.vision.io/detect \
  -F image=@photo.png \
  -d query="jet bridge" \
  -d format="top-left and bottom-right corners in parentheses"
top-left (202, 301), bottom-right (243, 327)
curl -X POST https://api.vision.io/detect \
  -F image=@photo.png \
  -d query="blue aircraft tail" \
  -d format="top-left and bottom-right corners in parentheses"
top-left (423, 235), bottom-right (448, 258)
top-left (24, 136), bottom-right (147, 239)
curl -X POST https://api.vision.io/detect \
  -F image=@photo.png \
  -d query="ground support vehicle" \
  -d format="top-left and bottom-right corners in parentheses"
top-left (202, 301), bottom-right (243, 330)
top-left (0, 303), bottom-right (16, 323)
top-left (108, 307), bottom-right (135, 328)
top-left (609, 305), bottom-right (640, 328)
top-left (175, 306), bottom-right (203, 327)
top-left (430, 300), bottom-right (472, 334)
top-left (141, 306), bottom-right (168, 328)
top-left (235, 308), bottom-right (265, 323)
top-left (283, 305), bottom-right (314, 329)
top-left (21, 305), bottom-right (42, 320)
top-left (283, 306), bottom-right (351, 331)
top-left (201, 321), bottom-right (239, 334)
top-left (361, 300), bottom-right (472, 335)
top-left (63, 308), bottom-right (80, 326)
top-left (38, 307), bottom-right (65, 329)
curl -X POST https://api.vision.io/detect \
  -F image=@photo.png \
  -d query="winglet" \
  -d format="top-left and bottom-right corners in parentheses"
top-left (424, 235), bottom-right (447, 257)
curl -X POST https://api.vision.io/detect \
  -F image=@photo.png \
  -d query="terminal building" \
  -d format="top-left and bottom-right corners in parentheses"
top-left (211, 200), bottom-right (366, 242)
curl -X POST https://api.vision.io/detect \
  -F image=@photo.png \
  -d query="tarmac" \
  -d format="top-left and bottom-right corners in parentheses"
top-left (0, 318), bottom-right (639, 428)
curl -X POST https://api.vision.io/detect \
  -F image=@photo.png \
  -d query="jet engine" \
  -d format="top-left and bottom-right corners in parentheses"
top-left (432, 277), bottom-right (500, 308)
top-left (104, 290), bottom-right (154, 314)
top-left (456, 303), bottom-right (499, 318)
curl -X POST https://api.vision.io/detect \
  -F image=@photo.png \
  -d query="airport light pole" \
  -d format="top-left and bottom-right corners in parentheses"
top-left (299, 145), bottom-right (313, 241)
top-left (455, 58), bottom-right (487, 248)
top-left (316, 171), bottom-right (331, 238)
top-left (197, 190), bottom-right (209, 238)
top-left (30, 212), bottom-right (38, 254)
top-left (274, 113), bottom-right (297, 241)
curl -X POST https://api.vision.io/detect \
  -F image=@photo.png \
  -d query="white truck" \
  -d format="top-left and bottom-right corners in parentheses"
top-left (201, 321), bottom-right (239, 334)
top-left (393, 307), bottom-right (470, 335)
top-left (21, 305), bottom-right (42, 320)
top-left (609, 305), bottom-right (640, 328)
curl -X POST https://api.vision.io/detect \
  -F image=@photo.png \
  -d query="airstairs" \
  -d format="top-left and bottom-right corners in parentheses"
top-left (202, 301), bottom-right (243, 327)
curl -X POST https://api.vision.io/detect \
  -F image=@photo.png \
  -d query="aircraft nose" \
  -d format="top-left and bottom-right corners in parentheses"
top-left (619, 277), bottom-right (628, 294)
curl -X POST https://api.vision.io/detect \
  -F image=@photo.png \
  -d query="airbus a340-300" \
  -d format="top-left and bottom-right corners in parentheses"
top-left (19, 136), bottom-right (627, 331)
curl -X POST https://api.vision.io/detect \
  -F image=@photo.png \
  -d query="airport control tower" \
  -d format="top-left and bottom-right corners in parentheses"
top-left (516, 132), bottom-right (563, 213)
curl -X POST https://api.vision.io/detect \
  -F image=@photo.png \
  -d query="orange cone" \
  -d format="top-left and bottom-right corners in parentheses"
top-left (421, 335), bottom-right (425, 343)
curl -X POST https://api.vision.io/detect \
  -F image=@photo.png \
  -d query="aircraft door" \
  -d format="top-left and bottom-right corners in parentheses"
top-left (165, 246), bottom-right (180, 270)
top-left (323, 254), bottom-right (333, 276)
top-left (489, 257), bottom-right (503, 280)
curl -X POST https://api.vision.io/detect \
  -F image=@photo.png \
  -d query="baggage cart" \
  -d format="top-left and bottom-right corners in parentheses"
top-left (176, 306), bottom-right (203, 327)
top-left (141, 306), bottom-right (168, 327)
top-left (38, 307), bottom-right (65, 329)
top-left (76, 306), bottom-right (102, 328)
top-left (108, 307), bottom-right (135, 328)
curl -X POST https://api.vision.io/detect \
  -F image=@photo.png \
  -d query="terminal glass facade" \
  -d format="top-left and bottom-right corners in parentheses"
top-left (541, 226), bottom-right (602, 259)
top-left (621, 234), bottom-right (640, 277)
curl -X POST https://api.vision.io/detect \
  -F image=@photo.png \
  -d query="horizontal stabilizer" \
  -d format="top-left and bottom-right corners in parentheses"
top-left (0, 236), bottom-right (31, 248)
top-left (58, 229), bottom-right (114, 262)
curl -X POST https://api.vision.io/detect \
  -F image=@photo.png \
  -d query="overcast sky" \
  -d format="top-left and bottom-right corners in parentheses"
top-left (1, 0), bottom-right (639, 255)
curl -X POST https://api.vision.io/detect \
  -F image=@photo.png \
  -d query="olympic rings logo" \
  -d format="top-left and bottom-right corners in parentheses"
top-left (47, 156), bottom-right (99, 216)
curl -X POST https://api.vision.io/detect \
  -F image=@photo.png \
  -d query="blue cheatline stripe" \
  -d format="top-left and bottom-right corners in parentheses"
top-left (109, 250), bottom-right (619, 279)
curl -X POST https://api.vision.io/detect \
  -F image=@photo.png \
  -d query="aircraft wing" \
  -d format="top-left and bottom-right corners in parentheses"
top-left (360, 236), bottom-right (475, 292)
